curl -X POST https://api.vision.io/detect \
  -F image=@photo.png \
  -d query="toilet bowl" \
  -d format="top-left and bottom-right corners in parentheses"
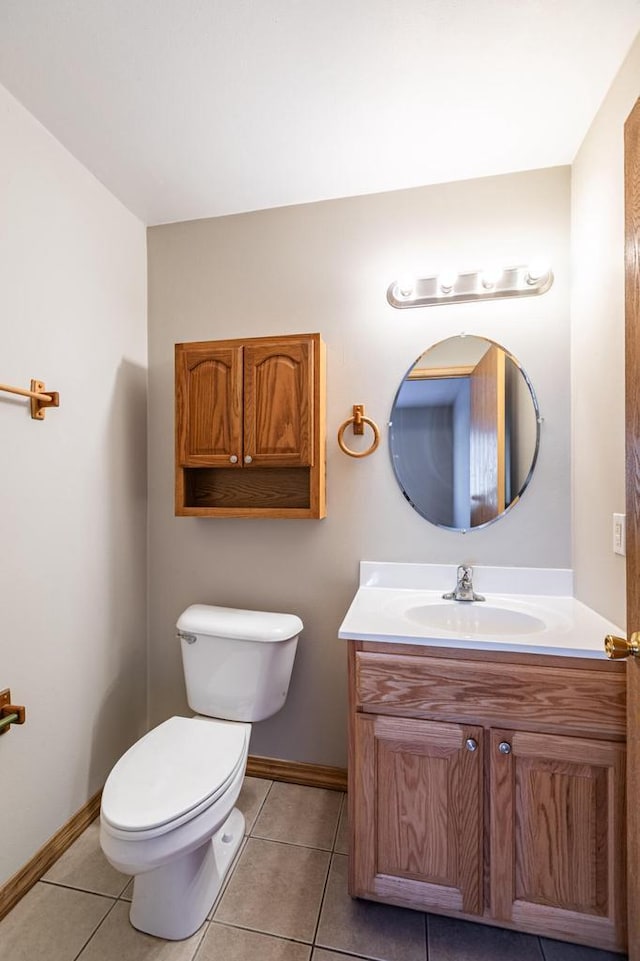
top-left (100, 604), bottom-right (302, 940)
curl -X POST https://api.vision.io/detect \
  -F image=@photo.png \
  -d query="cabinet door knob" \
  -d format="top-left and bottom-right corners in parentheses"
top-left (244, 454), bottom-right (253, 464)
top-left (229, 455), bottom-right (238, 464)
top-left (465, 738), bottom-right (478, 752)
top-left (498, 741), bottom-right (512, 755)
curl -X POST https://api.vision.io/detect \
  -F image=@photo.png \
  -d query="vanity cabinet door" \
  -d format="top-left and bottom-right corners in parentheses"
top-left (243, 338), bottom-right (314, 467)
top-left (350, 713), bottom-right (483, 916)
top-left (489, 728), bottom-right (626, 952)
top-left (176, 343), bottom-right (243, 467)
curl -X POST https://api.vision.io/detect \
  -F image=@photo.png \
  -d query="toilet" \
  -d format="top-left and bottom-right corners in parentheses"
top-left (99, 603), bottom-right (302, 940)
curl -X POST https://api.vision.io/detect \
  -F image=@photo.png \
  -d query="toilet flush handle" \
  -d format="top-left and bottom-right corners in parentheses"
top-left (177, 631), bottom-right (197, 645)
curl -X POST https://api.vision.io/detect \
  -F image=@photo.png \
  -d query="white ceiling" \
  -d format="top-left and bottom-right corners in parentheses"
top-left (1, 0), bottom-right (639, 226)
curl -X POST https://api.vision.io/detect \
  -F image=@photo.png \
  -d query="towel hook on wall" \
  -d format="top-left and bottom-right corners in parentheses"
top-left (0, 688), bottom-right (26, 735)
top-left (0, 379), bottom-right (60, 420)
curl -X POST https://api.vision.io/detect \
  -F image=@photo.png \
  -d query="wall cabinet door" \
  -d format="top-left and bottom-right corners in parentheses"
top-left (243, 338), bottom-right (314, 467)
top-left (489, 728), bottom-right (626, 952)
top-left (176, 344), bottom-right (243, 467)
top-left (350, 713), bottom-right (484, 916)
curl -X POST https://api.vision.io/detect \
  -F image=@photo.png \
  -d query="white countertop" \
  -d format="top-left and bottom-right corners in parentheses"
top-left (338, 563), bottom-right (624, 659)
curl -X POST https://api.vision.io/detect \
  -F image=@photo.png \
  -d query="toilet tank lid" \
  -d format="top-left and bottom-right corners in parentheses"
top-left (177, 604), bottom-right (303, 642)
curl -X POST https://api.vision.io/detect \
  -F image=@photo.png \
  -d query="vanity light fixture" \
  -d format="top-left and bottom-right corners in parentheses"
top-left (387, 263), bottom-right (553, 308)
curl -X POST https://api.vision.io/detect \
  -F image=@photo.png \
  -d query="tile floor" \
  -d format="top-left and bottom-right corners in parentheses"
top-left (0, 778), bottom-right (628, 961)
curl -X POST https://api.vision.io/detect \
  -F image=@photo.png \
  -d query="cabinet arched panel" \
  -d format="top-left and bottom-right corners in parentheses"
top-left (243, 341), bottom-right (313, 466)
top-left (176, 346), bottom-right (242, 466)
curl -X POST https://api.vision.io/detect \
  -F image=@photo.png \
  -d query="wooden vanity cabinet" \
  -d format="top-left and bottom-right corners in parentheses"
top-left (175, 333), bottom-right (325, 517)
top-left (352, 713), bottom-right (484, 916)
top-left (348, 642), bottom-right (627, 952)
top-left (488, 727), bottom-right (626, 947)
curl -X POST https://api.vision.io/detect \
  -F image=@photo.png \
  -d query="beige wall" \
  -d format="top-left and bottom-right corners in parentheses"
top-left (571, 34), bottom-right (640, 628)
top-left (0, 85), bottom-right (148, 884)
top-left (148, 167), bottom-right (571, 767)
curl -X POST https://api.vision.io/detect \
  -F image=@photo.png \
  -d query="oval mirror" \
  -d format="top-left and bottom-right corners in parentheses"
top-left (389, 335), bottom-right (540, 531)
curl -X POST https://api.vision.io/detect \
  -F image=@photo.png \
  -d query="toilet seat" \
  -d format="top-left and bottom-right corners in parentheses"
top-left (101, 716), bottom-right (249, 839)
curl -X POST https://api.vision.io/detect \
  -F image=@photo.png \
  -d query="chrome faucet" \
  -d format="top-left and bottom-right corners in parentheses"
top-left (443, 565), bottom-right (485, 602)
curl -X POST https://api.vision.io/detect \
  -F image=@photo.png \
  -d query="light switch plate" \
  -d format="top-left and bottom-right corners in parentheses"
top-left (613, 513), bottom-right (626, 556)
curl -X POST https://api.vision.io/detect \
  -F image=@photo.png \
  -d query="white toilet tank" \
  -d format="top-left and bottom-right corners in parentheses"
top-left (176, 604), bottom-right (302, 722)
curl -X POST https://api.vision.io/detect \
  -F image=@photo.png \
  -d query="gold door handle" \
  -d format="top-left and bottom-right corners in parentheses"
top-left (604, 632), bottom-right (640, 659)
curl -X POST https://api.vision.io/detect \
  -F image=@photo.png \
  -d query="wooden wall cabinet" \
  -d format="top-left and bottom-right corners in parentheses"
top-left (175, 333), bottom-right (325, 517)
top-left (348, 642), bottom-right (627, 953)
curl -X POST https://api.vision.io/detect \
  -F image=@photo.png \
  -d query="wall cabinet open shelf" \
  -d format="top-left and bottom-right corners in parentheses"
top-left (175, 333), bottom-right (326, 518)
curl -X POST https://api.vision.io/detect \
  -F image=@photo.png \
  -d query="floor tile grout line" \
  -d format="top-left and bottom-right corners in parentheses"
top-left (249, 831), bottom-right (336, 852)
top-left (203, 916), bottom-right (315, 946)
top-left (311, 946), bottom-right (382, 961)
top-left (39, 876), bottom-right (130, 900)
top-left (242, 833), bottom-right (335, 854)
top-left (208, 835), bottom-right (248, 919)
top-left (245, 777), bottom-right (275, 836)
top-left (310, 849), bottom-right (337, 951)
top-left (425, 910), bottom-right (430, 961)
top-left (310, 950), bottom-right (358, 960)
top-left (190, 920), bottom-right (210, 961)
top-left (69, 895), bottom-right (120, 961)
top-left (181, 917), bottom-right (210, 961)
top-left (329, 791), bottom-right (346, 853)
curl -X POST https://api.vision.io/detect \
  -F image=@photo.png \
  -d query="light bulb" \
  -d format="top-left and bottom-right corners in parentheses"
top-left (480, 267), bottom-right (502, 289)
top-left (525, 261), bottom-right (550, 285)
top-left (439, 271), bottom-right (457, 294)
top-left (396, 276), bottom-right (415, 298)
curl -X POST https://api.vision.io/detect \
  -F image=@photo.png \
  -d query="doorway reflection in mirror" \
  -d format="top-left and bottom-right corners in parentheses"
top-left (389, 336), bottom-right (540, 531)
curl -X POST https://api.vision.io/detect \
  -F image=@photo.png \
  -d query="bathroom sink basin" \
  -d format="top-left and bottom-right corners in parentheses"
top-left (403, 603), bottom-right (546, 636)
top-left (380, 589), bottom-right (569, 641)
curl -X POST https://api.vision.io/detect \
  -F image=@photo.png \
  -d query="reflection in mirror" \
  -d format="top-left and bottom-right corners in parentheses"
top-left (389, 336), bottom-right (540, 531)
